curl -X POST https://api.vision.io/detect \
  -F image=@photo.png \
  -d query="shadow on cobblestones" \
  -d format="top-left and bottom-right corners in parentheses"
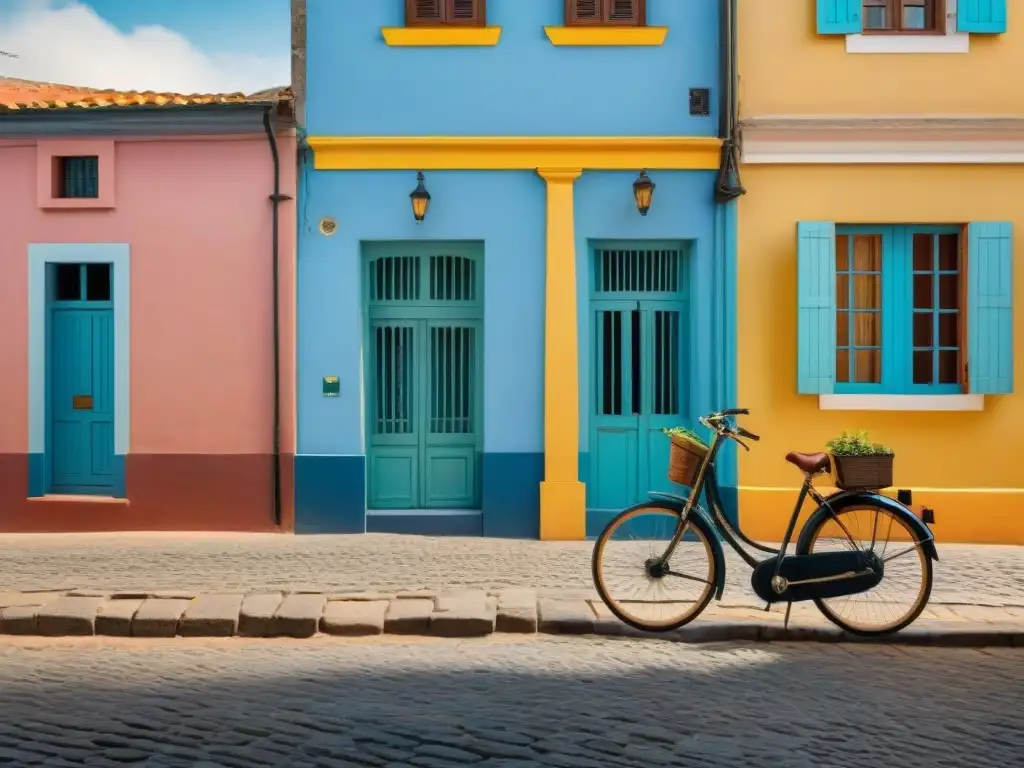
top-left (0, 637), bottom-right (1020, 767)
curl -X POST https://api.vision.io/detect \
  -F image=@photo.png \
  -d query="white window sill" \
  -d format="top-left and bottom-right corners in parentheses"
top-left (819, 394), bottom-right (984, 411)
top-left (845, 33), bottom-right (969, 54)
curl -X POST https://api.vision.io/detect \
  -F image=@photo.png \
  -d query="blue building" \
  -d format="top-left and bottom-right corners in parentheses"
top-left (293, 0), bottom-right (743, 537)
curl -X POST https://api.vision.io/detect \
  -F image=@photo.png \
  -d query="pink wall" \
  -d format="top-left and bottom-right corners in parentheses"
top-left (0, 133), bottom-right (297, 457)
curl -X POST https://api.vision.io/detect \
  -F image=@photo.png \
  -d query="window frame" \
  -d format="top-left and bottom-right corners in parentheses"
top-left (405, 0), bottom-right (486, 27)
top-left (565, 0), bottom-right (647, 27)
top-left (860, 0), bottom-right (946, 35)
top-left (834, 224), bottom-right (964, 396)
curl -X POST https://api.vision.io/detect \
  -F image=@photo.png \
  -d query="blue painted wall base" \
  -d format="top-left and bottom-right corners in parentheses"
top-left (482, 452), bottom-right (541, 538)
top-left (366, 511), bottom-right (483, 536)
top-left (294, 455), bottom-right (366, 533)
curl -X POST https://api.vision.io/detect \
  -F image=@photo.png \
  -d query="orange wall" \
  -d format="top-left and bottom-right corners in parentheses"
top-left (737, 1), bottom-right (1019, 116)
top-left (735, 164), bottom-right (1024, 544)
top-left (0, 134), bottom-right (297, 456)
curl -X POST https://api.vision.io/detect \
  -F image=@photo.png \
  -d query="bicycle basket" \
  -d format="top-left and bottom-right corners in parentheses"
top-left (831, 453), bottom-right (894, 491)
top-left (668, 436), bottom-right (708, 487)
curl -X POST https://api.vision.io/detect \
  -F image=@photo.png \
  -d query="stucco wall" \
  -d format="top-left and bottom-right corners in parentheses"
top-left (736, 164), bottom-right (1024, 545)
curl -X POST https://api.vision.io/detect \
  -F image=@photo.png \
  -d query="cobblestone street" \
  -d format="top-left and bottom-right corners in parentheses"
top-left (0, 635), bottom-right (1020, 767)
top-left (2, 532), bottom-right (1022, 608)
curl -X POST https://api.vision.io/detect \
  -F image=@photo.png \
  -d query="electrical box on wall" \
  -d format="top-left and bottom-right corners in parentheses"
top-left (322, 376), bottom-right (340, 397)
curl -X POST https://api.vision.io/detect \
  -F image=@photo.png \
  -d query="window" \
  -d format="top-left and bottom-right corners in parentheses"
top-left (56, 155), bottom-right (100, 199)
top-left (53, 263), bottom-right (112, 302)
top-left (566, 0), bottom-right (645, 25)
top-left (834, 228), bottom-right (961, 393)
top-left (862, 0), bottom-right (943, 33)
top-left (406, 0), bottom-right (485, 26)
top-left (797, 221), bottom-right (1013, 398)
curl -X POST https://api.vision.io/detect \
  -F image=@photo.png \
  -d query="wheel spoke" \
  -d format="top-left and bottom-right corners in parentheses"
top-left (665, 570), bottom-right (712, 586)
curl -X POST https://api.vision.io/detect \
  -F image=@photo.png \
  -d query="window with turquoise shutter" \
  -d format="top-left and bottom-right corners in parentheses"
top-left (796, 221), bottom-right (1013, 397)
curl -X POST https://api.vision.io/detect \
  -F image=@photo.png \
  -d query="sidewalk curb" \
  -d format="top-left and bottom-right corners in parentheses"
top-left (0, 591), bottom-right (1020, 647)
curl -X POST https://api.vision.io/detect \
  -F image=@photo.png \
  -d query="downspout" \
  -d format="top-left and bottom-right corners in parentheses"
top-left (715, 0), bottom-right (745, 203)
top-left (263, 105), bottom-right (293, 527)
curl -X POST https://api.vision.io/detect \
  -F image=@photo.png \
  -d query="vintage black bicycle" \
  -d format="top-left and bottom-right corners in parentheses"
top-left (592, 408), bottom-right (939, 637)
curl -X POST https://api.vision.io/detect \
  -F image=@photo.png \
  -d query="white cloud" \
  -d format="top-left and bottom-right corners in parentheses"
top-left (0, 0), bottom-right (288, 94)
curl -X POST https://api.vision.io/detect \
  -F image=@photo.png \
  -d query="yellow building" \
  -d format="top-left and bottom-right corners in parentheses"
top-left (736, 0), bottom-right (1023, 545)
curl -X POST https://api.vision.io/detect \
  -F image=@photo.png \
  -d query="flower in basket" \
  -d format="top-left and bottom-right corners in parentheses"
top-left (825, 430), bottom-right (894, 457)
top-left (663, 426), bottom-right (709, 450)
top-left (825, 430), bottom-right (895, 490)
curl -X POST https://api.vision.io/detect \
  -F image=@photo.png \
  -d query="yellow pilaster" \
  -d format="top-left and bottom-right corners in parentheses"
top-left (537, 167), bottom-right (586, 540)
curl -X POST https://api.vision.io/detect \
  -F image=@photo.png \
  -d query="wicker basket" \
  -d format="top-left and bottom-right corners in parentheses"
top-left (668, 437), bottom-right (708, 487)
top-left (833, 454), bottom-right (895, 491)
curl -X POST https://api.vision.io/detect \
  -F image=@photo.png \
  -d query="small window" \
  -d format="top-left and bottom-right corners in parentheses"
top-left (406, 0), bottom-right (485, 26)
top-left (56, 155), bottom-right (100, 199)
top-left (834, 227), bottom-right (963, 394)
top-left (52, 263), bottom-right (112, 302)
top-left (862, 0), bottom-right (944, 34)
top-left (566, 0), bottom-right (646, 26)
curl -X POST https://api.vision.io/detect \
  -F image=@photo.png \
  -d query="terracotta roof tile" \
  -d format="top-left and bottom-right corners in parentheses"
top-left (0, 77), bottom-right (291, 112)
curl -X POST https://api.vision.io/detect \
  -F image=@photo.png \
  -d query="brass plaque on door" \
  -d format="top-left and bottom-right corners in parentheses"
top-left (72, 395), bottom-right (93, 410)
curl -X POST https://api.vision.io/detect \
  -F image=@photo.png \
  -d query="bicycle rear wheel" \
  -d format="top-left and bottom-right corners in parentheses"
top-left (592, 503), bottom-right (717, 633)
top-left (800, 502), bottom-right (933, 636)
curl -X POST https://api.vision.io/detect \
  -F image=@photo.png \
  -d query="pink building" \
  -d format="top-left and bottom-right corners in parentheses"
top-left (0, 79), bottom-right (297, 532)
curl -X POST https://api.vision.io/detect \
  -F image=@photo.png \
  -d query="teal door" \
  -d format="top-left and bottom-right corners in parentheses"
top-left (589, 244), bottom-right (689, 512)
top-left (365, 245), bottom-right (483, 510)
top-left (48, 263), bottom-right (115, 495)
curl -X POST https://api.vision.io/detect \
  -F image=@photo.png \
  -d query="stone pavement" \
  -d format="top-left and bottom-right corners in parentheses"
top-left (0, 635), bottom-right (1020, 766)
top-left (1, 533), bottom-right (1021, 643)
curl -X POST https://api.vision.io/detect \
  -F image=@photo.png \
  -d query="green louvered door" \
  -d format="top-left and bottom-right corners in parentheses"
top-left (366, 244), bottom-right (483, 510)
top-left (590, 243), bottom-right (689, 512)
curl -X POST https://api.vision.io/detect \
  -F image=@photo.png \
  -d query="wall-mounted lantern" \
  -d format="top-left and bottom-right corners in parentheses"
top-left (410, 171), bottom-right (431, 223)
top-left (633, 169), bottom-right (655, 216)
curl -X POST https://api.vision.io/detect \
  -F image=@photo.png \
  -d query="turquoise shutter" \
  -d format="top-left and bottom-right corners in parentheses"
top-left (957, 0), bottom-right (1007, 33)
top-left (967, 222), bottom-right (1013, 394)
top-left (797, 222), bottom-right (837, 394)
top-left (817, 0), bottom-right (862, 34)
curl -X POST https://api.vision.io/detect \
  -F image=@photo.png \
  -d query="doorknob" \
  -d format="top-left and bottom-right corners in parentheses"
top-left (72, 394), bottom-right (93, 410)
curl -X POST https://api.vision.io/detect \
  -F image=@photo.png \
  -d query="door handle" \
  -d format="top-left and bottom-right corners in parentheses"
top-left (72, 395), bottom-right (93, 410)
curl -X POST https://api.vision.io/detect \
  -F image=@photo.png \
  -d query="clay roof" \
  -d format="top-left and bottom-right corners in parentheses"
top-left (0, 77), bottom-right (291, 112)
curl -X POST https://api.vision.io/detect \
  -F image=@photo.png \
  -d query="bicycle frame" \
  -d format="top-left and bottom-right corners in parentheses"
top-left (656, 424), bottom-right (842, 571)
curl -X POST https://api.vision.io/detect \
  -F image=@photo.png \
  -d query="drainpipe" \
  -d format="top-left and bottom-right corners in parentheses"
top-left (263, 105), bottom-right (293, 527)
top-left (715, 0), bottom-right (745, 203)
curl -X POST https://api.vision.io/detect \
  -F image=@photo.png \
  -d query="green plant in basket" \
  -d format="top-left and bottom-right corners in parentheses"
top-left (826, 430), bottom-right (894, 457)
top-left (663, 425), bottom-right (708, 450)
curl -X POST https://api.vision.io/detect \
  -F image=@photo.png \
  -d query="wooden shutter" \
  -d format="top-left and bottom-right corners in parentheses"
top-left (966, 222), bottom-right (1013, 394)
top-left (957, 0), bottom-right (1007, 33)
top-left (797, 221), bottom-right (838, 394)
top-left (607, 0), bottom-right (644, 25)
top-left (816, 0), bottom-right (863, 34)
top-left (407, 0), bottom-right (443, 25)
top-left (565, 0), bottom-right (644, 25)
top-left (447, 0), bottom-right (485, 25)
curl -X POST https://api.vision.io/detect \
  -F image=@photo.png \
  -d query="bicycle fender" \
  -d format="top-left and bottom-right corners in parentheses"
top-left (621, 498), bottom-right (727, 600)
top-left (795, 491), bottom-right (939, 562)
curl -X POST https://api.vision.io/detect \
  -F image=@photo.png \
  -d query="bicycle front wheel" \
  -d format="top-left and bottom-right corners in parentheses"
top-left (592, 503), bottom-right (717, 633)
top-left (800, 502), bottom-right (933, 637)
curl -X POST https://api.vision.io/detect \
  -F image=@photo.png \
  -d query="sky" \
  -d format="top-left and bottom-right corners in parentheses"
top-left (0, 0), bottom-right (290, 94)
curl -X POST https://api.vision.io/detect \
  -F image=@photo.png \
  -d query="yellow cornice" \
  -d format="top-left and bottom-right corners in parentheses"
top-left (543, 26), bottom-right (668, 46)
top-left (307, 136), bottom-right (723, 171)
top-left (380, 27), bottom-right (502, 46)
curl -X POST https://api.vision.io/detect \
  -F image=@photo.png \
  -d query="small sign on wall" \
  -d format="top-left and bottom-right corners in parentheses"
top-left (322, 376), bottom-right (340, 397)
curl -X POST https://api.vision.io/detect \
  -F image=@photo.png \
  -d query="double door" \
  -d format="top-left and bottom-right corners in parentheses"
top-left (590, 300), bottom-right (689, 511)
top-left (367, 318), bottom-right (482, 509)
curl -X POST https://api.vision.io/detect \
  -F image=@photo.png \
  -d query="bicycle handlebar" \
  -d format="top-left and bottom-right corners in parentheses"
top-left (700, 409), bottom-right (761, 444)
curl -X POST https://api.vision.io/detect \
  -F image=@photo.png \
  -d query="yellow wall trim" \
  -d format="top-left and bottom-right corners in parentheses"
top-left (380, 27), bottom-right (502, 46)
top-left (308, 136), bottom-right (723, 171)
top-left (544, 26), bottom-right (668, 46)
